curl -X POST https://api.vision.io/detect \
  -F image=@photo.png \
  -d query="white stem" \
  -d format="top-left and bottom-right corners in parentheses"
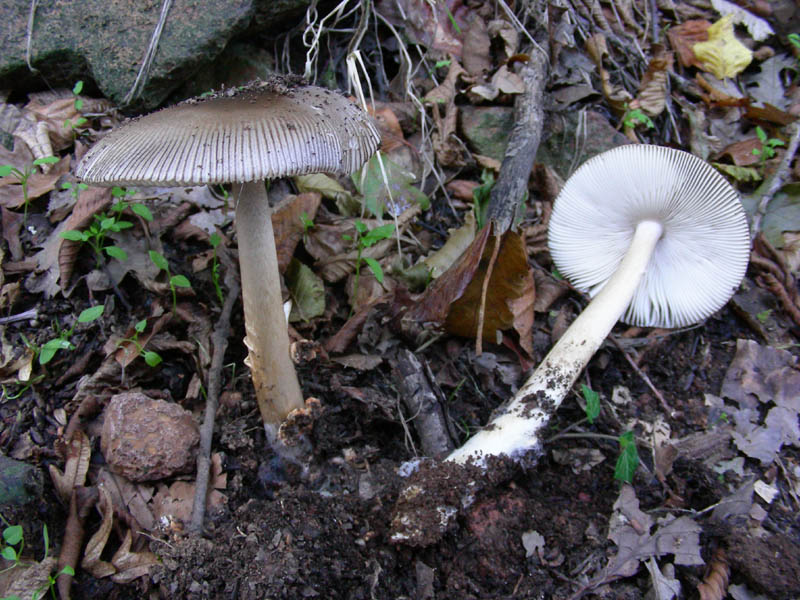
top-left (447, 220), bottom-right (664, 465)
top-left (235, 181), bottom-right (304, 425)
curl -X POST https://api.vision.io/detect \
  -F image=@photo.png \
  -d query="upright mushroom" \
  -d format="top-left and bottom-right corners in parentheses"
top-left (448, 145), bottom-right (749, 465)
top-left (77, 77), bottom-right (380, 430)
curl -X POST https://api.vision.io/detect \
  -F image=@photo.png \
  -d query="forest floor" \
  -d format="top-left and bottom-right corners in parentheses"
top-left (1, 1), bottom-right (800, 599)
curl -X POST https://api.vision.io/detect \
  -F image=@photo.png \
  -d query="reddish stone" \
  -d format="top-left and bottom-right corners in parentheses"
top-left (101, 392), bottom-right (199, 481)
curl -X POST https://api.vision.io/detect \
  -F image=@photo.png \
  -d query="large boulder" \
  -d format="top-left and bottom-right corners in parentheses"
top-left (0, 0), bottom-right (309, 111)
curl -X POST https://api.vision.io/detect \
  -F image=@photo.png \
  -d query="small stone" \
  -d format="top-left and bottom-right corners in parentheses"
top-left (101, 392), bottom-right (199, 481)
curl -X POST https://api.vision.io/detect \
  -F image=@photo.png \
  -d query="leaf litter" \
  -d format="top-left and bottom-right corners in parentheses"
top-left (1, 0), bottom-right (799, 598)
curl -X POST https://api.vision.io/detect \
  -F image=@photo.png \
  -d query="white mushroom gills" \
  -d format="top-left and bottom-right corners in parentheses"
top-left (448, 145), bottom-right (750, 466)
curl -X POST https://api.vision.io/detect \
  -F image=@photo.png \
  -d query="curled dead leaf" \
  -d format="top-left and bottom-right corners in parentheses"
top-left (49, 429), bottom-right (91, 504)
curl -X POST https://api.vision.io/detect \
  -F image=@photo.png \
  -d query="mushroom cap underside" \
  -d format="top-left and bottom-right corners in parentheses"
top-left (548, 144), bottom-right (750, 328)
top-left (76, 84), bottom-right (381, 186)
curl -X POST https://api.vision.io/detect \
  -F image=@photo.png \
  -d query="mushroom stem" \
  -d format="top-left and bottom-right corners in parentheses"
top-left (447, 219), bottom-right (664, 465)
top-left (235, 181), bottom-right (304, 425)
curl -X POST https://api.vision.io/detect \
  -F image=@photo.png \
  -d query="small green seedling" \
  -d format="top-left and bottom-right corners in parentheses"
top-left (149, 250), bottom-right (192, 314)
top-left (581, 384), bottom-right (601, 424)
top-left (622, 106), bottom-right (654, 130)
top-left (117, 318), bottom-right (162, 367)
top-left (0, 156), bottom-right (61, 224)
top-left (61, 181), bottom-right (88, 202)
top-left (789, 33), bottom-right (800, 66)
top-left (1, 521), bottom-right (75, 600)
top-left (755, 308), bottom-right (773, 324)
top-left (472, 169), bottom-right (495, 229)
top-left (299, 211), bottom-right (315, 233)
top-left (614, 431), bottom-right (640, 483)
top-left (208, 233), bottom-right (224, 305)
top-left (1, 523), bottom-right (24, 566)
top-left (343, 221), bottom-right (395, 314)
top-left (752, 126), bottom-right (785, 167)
top-left (28, 304), bottom-right (105, 366)
top-left (61, 187), bottom-right (151, 266)
top-left (64, 80), bottom-right (88, 135)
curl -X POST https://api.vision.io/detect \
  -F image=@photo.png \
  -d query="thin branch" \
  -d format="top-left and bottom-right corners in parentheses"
top-left (189, 262), bottom-right (240, 535)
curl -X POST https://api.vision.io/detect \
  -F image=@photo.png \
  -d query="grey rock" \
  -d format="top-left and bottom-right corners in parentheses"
top-left (0, 455), bottom-right (43, 507)
top-left (459, 105), bottom-right (515, 162)
top-left (0, 0), bottom-right (309, 111)
top-left (537, 110), bottom-right (631, 179)
top-left (101, 391), bottom-right (200, 481)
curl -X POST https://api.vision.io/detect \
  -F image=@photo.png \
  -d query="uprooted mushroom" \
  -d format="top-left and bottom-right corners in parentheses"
top-left (77, 77), bottom-right (381, 437)
top-left (448, 145), bottom-right (750, 465)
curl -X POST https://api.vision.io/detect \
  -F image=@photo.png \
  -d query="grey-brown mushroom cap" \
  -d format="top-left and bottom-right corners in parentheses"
top-left (76, 83), bottom-right (381, 186)
top-left (548, 145), bottom-right (750, 328)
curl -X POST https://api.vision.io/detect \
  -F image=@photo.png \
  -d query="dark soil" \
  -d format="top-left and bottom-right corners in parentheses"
top-left (9, 295), bottom-right (798, 599)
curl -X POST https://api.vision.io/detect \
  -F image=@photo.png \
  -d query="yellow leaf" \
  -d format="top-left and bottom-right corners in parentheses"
top-left (692, 15), bottom-right (752, 79)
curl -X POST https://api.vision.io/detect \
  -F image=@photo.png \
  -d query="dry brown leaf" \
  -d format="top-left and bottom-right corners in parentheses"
top-left (667, 20), bottom-right (711, 69)
top-left (586, 33), bottom-right (632, 114)
top-left (423, 211), bottom-right (476, 278)
top-left (97, 469), bottom-right (156, 532)
top-left (110, 529), bottom-right (159, 583)
top-left (82, 485), bottom-right (117, 579)
top-left (398, 224), bottom-right (491, 339)
top-left (0, 155), bottom-right (70, 209)
top-left (424, 59), bottom-right (467, 106)
top-left (152, 480), bottom-right (227, 527)
top-left (744, 102), bottom-right (798, 126)
top-left (12, 114), bottom-right (53, 163)
top-left (431, 99), bottom-right (465, 167)
top-left (272, 192), bottom-right (321, 273)
top-left (445, 179), bottom-right (479, 201)
top-left (2, 207), bottom-right (24, 260)
top-left (445, 231), bottom-right (535, 355)
top-left (58, 186), bottom-right (113, 288)
top-left (325, 293), bottom-right (392, 354)
top-left (49, 429), bottom-right (91, 503)
top-left (377, 0), bottom-right (468, 56)
top-left (309, 208), bottom-right (419, 282)
top-left (0, 557), bottom-right (58, 599)
top-left (110, 312), bottom-right (171, 369)
top-left (347, 264), bottom-right (396, 311)
top-left (718, 137), bottom-right (761, 166)
top-left (634, 47), bottom-right (674, 117)
top-left (487, 19), bottom-right (519, 58)
top-left (369, 105), bottom-right (406, 153)
top-left (462, 15), bottom-right (492, 78)
top-left (25, 95), bottom-right (112, 152)
top-left (602, 485), bottom-right (703, 583)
